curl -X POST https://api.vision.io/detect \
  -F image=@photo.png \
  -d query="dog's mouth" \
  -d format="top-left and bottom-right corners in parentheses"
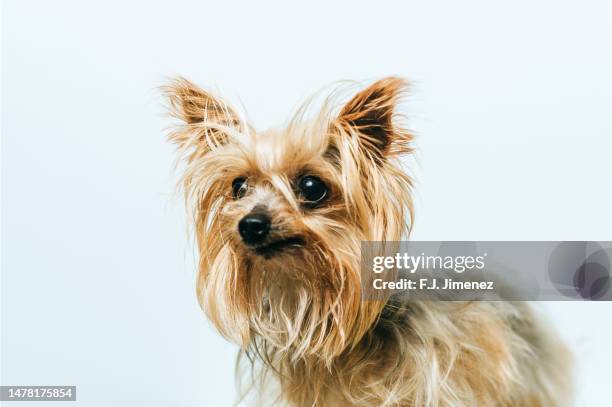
top-left (253, 236), bottom-right (305, 258)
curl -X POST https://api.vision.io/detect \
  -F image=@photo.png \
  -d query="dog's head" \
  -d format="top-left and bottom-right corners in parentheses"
top-left (165, 77), bottom-right (414, 363)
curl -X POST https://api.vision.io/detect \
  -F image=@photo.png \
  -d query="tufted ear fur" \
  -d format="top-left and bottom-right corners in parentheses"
top-left (162, 77), bottom-right (245, 155)
top-left (336, 77), bottom-right (413, 162)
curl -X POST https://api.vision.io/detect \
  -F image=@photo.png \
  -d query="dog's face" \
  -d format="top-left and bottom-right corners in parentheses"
top-left (165, 77), bottom-right (413, 363)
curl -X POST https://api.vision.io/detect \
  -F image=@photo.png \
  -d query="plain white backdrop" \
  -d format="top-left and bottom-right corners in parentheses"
top-left (2, 0), bottom-right (612, 406)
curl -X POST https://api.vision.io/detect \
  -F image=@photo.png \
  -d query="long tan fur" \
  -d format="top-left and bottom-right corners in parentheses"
top-left (164, 77), bottom-right (572, 406)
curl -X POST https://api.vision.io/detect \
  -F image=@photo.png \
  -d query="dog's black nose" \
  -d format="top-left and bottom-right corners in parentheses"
top-left (238, 213), bottom-right (271, 245)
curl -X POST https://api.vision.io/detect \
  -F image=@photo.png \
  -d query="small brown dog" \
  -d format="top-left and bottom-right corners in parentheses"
top-left (165, 77), bottom-right (572, 406)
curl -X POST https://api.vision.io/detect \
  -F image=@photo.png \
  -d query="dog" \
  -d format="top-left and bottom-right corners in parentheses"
top-left (164, 77), bottom-right (572, 406)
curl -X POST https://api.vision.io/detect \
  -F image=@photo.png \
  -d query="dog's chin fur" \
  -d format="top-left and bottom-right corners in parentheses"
top-left (165, 77), bottom-right (572, 406)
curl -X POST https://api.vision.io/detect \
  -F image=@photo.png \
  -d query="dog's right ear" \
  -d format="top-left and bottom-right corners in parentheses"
top-left (162, 77), bottom-right (244, 154)
top-left (334, 77), bottom-right (412, 164)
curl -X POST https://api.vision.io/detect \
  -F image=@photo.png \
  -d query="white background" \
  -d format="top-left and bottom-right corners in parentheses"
top-left (2, 0), bottom-right (611, 406)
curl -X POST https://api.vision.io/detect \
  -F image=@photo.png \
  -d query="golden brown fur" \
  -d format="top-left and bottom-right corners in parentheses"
top-left (164, 77), bottom-right (572, 406)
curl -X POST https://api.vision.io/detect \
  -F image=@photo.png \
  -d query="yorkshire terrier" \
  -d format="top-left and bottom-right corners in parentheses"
top-left (164, 77), bottom-right (572, 406)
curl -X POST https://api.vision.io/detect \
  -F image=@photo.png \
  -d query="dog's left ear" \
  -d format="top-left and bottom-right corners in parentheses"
top-left (163, 77), bottom-right (244, 155)
top-left (336, 77), bottom-right (412, 161)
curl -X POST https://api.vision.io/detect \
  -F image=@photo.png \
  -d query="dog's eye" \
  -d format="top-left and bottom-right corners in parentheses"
top-left (232, 177), bottom-right (248, 199)
top-left (298, 175), bottom-right (328, 206)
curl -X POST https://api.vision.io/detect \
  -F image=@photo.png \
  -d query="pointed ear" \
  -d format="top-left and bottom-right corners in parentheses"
top-left (162, 77), bottom-right (244, 154)
top-left (336, 77), bottom-right (412, 160)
